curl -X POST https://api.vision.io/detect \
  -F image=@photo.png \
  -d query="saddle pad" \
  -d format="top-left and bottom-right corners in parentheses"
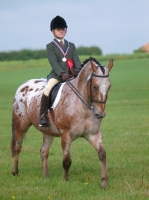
top-left (51, 82), bottom-right (65, 109)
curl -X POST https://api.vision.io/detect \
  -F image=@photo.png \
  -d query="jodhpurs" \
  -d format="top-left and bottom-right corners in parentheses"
top-left (44, 78), bottom-right (59, 96)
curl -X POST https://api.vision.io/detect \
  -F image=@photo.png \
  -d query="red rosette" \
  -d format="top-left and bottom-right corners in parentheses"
top-left (66, 59), bottom-right (74, 73)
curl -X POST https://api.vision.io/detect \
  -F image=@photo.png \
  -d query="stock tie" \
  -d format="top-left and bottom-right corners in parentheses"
top-left (60, 40), bottom-right (64, 47)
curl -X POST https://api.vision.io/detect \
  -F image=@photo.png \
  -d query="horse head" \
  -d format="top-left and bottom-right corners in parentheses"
top-left (77, 58), bottom-right (113, 119)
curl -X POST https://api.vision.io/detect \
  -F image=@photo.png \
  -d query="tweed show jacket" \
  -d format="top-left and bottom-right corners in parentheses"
top-left (46, 39), bottom-right (81, 80)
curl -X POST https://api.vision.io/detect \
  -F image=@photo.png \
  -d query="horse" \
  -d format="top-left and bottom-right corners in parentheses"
top-left (11, 57), bottom-right (113, 188)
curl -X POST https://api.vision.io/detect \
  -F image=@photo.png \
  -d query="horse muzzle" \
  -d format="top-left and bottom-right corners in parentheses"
top-left (95, 112), bottom-right (106, 119)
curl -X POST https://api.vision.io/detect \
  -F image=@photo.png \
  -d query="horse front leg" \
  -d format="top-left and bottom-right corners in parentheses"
top-left (40, 133), bottom-right (54, 177)
top-left (61, 131), bottom-right (72, 181)
top-left (86, 131), bottom-right (108, 188)
top-left (98, 146), bottom-right (108, 188)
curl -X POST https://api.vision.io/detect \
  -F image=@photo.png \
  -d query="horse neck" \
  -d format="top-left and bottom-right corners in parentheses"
top-left (74, 63), bottom-right (92, 97)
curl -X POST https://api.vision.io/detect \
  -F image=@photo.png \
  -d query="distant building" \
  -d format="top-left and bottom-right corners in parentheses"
top-left (134, 42), bottom-right (149, 53)
top-left (141, 43), bottom-right (149, 53)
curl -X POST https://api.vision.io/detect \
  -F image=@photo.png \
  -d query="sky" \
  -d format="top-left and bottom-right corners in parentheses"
top-left (0, 0), bottom-right (149, 55)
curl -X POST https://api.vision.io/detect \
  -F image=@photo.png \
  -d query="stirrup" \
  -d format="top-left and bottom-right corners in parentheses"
top-left (39, 114), bottom-right (49, 127)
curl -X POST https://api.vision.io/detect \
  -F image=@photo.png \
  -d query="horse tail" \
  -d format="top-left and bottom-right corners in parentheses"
top-left (11, 112), bottom-right (16, 157)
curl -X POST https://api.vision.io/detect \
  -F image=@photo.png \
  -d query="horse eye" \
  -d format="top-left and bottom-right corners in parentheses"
top-left (93, 86), bottom-right (98, 91)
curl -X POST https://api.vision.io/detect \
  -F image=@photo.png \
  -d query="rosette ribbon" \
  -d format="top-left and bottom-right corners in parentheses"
top-left (66, 59), bottom-right (74, 73)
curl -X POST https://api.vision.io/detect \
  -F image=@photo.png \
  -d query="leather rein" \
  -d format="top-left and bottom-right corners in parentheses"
top-left (66, 73), bottom-right (109, 119)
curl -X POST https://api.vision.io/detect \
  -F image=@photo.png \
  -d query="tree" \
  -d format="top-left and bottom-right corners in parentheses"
top-left (77, 46), bottom-right (102, 55)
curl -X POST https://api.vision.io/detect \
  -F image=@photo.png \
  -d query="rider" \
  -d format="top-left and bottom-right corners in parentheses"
top-left (39, 15), bottom-right (81, 127)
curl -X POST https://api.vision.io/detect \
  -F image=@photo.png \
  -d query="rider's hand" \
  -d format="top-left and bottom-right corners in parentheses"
top-left (73, 71), bottom-right (80, 77)
top-left (61, 72), bottom-right (70, 81)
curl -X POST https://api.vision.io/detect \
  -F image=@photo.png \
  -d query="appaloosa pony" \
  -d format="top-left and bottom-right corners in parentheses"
top-left (11, 58), bottom-right (113, 188)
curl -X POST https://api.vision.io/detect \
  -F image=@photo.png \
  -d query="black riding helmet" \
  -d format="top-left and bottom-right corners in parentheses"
top-left (50, 16), bottom-right (68, 31)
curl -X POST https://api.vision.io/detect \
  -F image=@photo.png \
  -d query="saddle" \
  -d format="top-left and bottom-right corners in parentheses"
top-left (48, 82), bottom-right (63, 108)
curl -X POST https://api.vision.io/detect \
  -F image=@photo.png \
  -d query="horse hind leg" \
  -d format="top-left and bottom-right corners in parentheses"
top-left (11, 114), bottom-right (31, 176)
top-left (40, 133), bottom-right (54, 177)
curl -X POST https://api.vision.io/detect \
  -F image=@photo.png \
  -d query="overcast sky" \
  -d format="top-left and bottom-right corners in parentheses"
top-left (0, 0), bottom-right (149, 55)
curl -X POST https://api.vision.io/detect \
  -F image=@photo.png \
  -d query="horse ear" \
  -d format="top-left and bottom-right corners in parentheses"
top-left (91, 61), bottom-right (98, 72)
top-left (107, 59), bottom-right (113, 72)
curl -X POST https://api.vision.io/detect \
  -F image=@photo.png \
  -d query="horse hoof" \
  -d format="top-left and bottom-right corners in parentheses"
top-left (63, 177), bottom-right (68, 181)
top-left (44, 174), bottom-right (49, 178)
top-left (102, 180), bottom-right (108, 188)
top-left (12, 171), bottom-right (19, 176)
top-left (12, 170), bottom-right (19, 176)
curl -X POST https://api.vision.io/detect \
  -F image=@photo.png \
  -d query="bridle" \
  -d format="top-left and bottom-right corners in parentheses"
top-left (90, 73), bottom-right (109, 104)
top-left (66, 72), bottom-right (109, 119)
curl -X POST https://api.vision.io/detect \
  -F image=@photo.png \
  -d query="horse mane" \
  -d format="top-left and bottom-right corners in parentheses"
top-left (81, 57), bottom-right (105, 74)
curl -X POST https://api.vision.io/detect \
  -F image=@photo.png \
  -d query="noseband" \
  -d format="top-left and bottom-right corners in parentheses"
top-left (66, 73), bottom-right (109, 119)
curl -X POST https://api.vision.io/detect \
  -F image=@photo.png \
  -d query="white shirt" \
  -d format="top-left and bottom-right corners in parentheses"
top-left (55, 38), bottom-right (64, 44)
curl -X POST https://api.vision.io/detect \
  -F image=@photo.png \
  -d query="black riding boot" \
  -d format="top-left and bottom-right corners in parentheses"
top-left (39, 94), bottom-right (49, 127)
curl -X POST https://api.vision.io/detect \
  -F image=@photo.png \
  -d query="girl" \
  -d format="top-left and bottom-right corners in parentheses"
top-left (39, 16), bottom-right (81, 127)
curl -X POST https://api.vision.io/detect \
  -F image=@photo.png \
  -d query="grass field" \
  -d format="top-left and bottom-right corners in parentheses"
top-left (0, 57), bottom-right (149, 200)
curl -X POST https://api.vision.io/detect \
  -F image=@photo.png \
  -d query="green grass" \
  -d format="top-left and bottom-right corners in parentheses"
top-left (0, 58), bottom-right (149, 200)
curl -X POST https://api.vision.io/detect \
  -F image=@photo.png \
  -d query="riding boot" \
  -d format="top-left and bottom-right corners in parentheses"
top-left (39, 94), bottom-right (49, 127)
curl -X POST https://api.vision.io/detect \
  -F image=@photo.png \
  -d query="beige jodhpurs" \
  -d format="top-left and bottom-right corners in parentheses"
top-left (44, 78), bottom-right (59, 96)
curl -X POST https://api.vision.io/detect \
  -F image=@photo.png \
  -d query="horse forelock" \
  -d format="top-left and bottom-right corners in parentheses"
top-left (81, 57), bottom-right (105, 75)
top-left (84, 60), bottom-right (110, 96)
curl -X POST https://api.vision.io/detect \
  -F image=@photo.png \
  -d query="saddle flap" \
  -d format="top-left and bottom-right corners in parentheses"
top-left (48, 82), bottom-right (63, 108)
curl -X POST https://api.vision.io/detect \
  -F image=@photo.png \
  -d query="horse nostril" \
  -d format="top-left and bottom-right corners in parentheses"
top-left (95, 113), bottom-right (106, 119)
top-left (95, 114), bottom-right (101, 119)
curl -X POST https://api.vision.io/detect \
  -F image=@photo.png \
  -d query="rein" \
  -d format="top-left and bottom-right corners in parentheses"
top-left (66, 81), bottom-right (91, 110)
top-left (66, 73), bottom-right (109, 119)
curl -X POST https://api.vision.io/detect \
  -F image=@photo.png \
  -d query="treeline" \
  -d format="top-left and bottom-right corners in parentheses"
top-left (0, 46), bottom-right (102, 61)
top-left (77, 46), bottom-right (102, 55)
top-left (0, 49), bottom-right (47, 61)
top-left (133, 49), bottom-right (147, 53)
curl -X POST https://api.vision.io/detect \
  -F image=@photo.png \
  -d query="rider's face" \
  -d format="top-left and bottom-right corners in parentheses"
top-left (52, 28), bottom-right (67, 39)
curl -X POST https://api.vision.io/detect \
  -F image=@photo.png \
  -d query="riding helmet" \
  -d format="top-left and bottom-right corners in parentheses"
top-left (50, 16), bottom-right (68, 31)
